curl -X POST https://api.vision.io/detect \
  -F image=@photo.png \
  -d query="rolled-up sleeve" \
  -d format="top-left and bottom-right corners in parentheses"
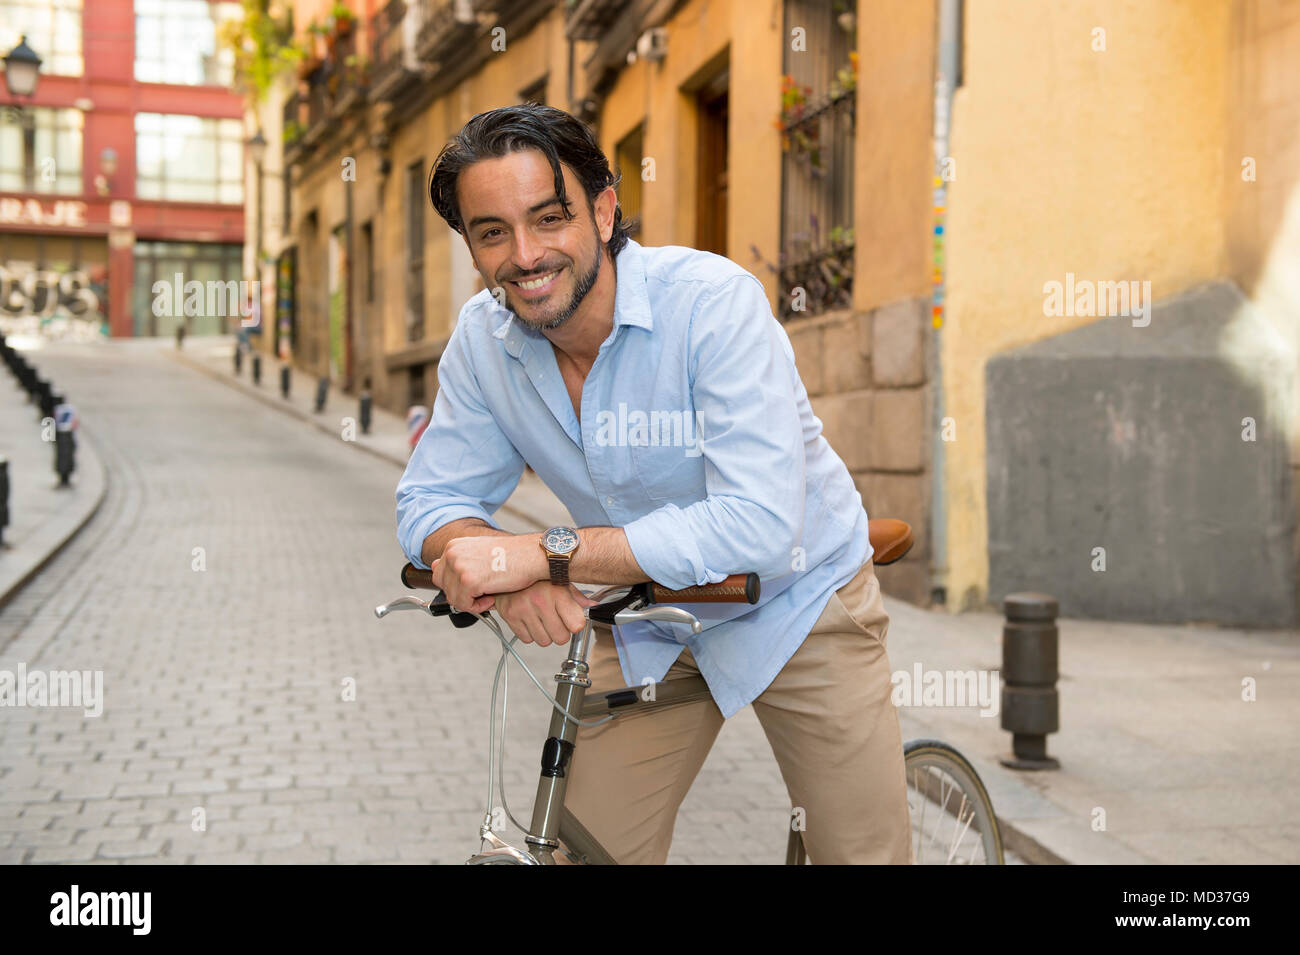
top-left (396, 322), bottom-right (525, 569)
top-left (622, 275), bottom-right (806, 589)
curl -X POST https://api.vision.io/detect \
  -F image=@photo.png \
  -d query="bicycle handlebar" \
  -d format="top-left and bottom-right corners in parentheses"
top-left (399, 563), bottom-right (760, 606)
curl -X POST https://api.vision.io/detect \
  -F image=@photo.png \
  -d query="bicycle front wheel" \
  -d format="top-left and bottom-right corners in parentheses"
top-left (904, 739), bottom-right (1005, 865)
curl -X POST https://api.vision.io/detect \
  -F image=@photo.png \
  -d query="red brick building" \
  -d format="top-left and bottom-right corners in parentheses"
top-left (0, 0), bottom-right (246, 338)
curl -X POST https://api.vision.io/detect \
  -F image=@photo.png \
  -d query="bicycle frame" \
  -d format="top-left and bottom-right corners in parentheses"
top-left (506, 615), bottom-right (715, 865)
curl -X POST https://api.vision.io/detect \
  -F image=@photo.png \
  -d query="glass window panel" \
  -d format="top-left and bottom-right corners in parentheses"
top-left (218, 181), bottom-right (243, 204)
top-left (0, 1), bottom-right (83, 77)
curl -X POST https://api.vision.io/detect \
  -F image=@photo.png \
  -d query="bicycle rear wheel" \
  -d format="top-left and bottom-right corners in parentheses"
top-left (904, 739), bottom-right (1004, 865)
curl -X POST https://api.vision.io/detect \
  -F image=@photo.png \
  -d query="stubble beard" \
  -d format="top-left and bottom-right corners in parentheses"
top-left (505, 231), bottom-right (603, 332)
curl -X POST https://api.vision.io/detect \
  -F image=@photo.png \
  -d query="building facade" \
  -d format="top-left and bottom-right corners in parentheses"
top-left (0, 0), bottom-right (246, 340)
top-left (251, 0), bottom-right (1299, 623)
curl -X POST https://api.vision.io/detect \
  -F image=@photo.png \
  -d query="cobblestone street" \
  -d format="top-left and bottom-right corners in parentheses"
top-left (0, 340), bottom-right (823, 865)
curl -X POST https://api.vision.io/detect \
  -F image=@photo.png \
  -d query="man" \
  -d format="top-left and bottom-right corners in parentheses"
top-left (396, 104), bottom-right (911, 864)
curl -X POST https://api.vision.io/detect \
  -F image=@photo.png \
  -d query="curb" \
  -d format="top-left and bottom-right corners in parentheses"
top-left (165, 347), bottom-right (549, 533)
top-left (0, 422), bottom-right (108, 611)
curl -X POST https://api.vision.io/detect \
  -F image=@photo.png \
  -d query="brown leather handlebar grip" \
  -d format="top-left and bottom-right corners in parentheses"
top-left (648, 573), bottom-right (760, 605)
top-left (401, 563), bottom-right (761, 605)
top-left (401, 563), bottom-right (437, 590)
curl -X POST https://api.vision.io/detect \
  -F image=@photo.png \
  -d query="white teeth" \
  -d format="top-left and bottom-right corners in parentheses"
top-left (516, 270), bottom-right (558, 290)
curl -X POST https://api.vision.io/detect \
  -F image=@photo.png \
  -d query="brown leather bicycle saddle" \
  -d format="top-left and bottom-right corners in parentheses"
top-left (867, 519), bottom-right (913, 566)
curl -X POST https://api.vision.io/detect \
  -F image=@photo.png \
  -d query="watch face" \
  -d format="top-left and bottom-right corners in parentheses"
top-left (544, 527), bottom-right (579, 555)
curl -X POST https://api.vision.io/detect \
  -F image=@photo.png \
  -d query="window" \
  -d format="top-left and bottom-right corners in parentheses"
top-left (0, 0), bottom-right (83, 76)
top-left (135, 112), bottom-right (244, 204)
top-left (406, 160), bottom-right (425, 342)
top-left (778, 0), bottom-right (856, 319)
top-left (361, 220), bottom-right (374, 303)
top-left (134, 0), bottom-right (242, 87)
top-left (130, 240), bottom-right (243, 337)
top-left (614, 123), bottom-right (644, 239)
top-left (519, 75), bottom-right (547, 106)
top-left (0, 107), bottom-right (83, 194)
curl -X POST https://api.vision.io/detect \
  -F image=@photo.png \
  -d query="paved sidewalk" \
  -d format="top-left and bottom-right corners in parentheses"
top-left (0, 353), bottom-right (106, 608)
top-left (170, 335), bottom-right (1300, 865)
top-left (889, 599), bottom-right (1299, 864)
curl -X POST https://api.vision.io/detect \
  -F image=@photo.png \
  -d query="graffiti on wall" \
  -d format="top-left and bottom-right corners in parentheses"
top-left (0, 260), bottom-right (108, 340)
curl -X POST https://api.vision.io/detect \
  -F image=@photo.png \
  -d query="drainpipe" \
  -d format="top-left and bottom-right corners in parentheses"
top-left (929, 0), bottom-right (961, 607)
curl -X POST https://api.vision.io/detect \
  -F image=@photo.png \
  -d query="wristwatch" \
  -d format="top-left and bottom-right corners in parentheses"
top-left (540, 526), bottom-right (581, 585)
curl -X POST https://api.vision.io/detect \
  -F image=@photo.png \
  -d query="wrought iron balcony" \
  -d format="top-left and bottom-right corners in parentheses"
top-left (370, 0), bottom-right (421, 101)
top-left (416, 0), bottom-right (479, 66)
top-left (565, 0), bottom-right (627, 40)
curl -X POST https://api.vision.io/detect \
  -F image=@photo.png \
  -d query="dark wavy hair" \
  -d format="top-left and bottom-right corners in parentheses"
top-left (428, 103), bottom-right (631, 262)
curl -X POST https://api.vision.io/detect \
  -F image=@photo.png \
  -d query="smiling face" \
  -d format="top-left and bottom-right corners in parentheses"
top-left (457, 147), bottom-right (615, 332)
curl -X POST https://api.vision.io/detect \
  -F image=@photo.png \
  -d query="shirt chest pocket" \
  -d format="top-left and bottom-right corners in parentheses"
top-left (631, 434), bottom-right (707, 505)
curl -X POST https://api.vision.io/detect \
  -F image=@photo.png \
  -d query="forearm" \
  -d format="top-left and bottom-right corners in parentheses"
top-left (420, 517), bottom-right (511, 568)
top-left (568, 526), bottom-right (649, 585)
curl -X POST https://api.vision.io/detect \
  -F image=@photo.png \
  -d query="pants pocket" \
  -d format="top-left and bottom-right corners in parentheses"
top-left (831, 561), bottom-right (890, 645)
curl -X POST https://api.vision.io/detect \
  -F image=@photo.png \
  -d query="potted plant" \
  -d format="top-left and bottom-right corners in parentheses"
top-left (330, 3), bottom-right (356, 38)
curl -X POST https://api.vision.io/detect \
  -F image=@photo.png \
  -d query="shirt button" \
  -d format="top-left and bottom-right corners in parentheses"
top-left (605, 496), bottom-right (614, 506)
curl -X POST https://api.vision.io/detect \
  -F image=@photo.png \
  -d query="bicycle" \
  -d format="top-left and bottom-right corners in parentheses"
top-left (376, 518), bottom-right (1005, 865)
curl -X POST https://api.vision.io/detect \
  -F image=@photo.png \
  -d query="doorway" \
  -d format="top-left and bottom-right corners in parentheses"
top-left (695, 70), bottom-right (729, 257)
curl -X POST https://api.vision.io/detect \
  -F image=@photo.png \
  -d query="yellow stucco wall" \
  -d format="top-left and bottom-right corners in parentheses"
top-left (597, 0), bottom-right (783, 304)
top-left (941, 0), bottom-right (1231, 608)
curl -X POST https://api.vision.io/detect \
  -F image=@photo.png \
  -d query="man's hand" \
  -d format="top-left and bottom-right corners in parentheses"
top-left (493, 580), bottom-right (598, 647)
top-left (430, 533), bottom-right (547, 614)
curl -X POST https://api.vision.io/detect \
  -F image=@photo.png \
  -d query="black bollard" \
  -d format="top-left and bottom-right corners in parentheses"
top-left (359, 390), bottom-right (372, 435)
top-left (39, 383), bottom-right (56, 421)
top-left (999, 593), bottom-right (1061, 770)
top-left (314, 377), bottom-right (328, 413)
top-left (280, 364), bottom-right (290, 399)
top-left (55, 429), bottom-right (76, 487)
top-left (175, 323), bottom-right (185, 349)
top-left (0, 456), bottom-right (8, 545)
top-left (251, 353), bottom-right (261, 386)
top-left (234, 343), bottom-right (243, 376)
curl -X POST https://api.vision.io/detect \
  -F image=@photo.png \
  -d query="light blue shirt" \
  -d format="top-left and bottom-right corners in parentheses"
top-left (396, 238), bottom-right (872, 718)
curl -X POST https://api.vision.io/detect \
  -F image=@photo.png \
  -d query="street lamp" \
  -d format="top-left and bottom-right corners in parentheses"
top-left (2, 34), bottom-right (42, 98)
top-left (246, 128), bottom-right (267, 167)
top-left (2, 35), bottom-right (42, 129)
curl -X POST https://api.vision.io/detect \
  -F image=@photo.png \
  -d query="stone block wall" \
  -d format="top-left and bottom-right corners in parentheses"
top-left (785, 297), bottom-right (933, 605)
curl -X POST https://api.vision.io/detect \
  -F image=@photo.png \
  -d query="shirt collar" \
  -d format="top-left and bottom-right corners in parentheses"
top-left (491, 238), bottom-right (652, 362)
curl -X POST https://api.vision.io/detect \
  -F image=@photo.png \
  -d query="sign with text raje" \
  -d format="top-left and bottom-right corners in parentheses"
top-left (0, 197), bottom-right (89, 229)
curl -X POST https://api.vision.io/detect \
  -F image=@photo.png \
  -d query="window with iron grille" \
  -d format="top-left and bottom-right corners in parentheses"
top-left (777, 0), bottom-right (856, 321)
top-left (406, 160), bottom-right (425, 342)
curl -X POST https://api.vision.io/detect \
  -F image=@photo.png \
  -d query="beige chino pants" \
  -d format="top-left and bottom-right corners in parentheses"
top-left (557, 559), bottom-right (913, 865)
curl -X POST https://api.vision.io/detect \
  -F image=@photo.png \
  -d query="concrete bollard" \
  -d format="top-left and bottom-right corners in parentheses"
top-left (999, 592), bottom-right (1061, 770)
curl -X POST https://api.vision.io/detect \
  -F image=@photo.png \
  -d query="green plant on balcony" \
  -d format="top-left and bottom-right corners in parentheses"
top-left (776, 74), bottom-right (820, 171)
top-left (749, 216), bottom-right (856, 320)
top-left (219, 0), bottom-right (298, 102)
top-left (330, 3), bottom-right (357, 37)
top-left (283, 118), bottom-right (304, 145)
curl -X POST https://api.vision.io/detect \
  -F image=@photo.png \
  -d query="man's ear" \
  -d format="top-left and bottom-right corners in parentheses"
top-left (595, 186), bottom-right (617, 244)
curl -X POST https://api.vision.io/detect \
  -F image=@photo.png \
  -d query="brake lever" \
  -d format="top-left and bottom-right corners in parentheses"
top-left (429, 591), bottom-right (486, 629)
top-left (614, 605), bottom-right (703, 634)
